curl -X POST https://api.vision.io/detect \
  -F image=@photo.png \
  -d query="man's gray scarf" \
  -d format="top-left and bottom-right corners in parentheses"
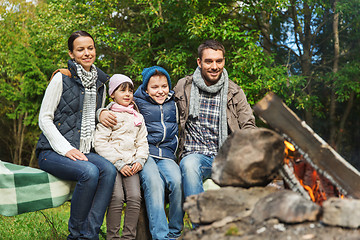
top-left (189, 67), bottom-right (229, 147)
top-left (73, 61), bottom-right (98, 154)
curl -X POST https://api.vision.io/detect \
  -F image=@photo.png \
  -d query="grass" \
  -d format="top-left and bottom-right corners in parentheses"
top-left (0, 202), bottom-right (191, 240)
top-left (0, 202), bottom-right (107, 240)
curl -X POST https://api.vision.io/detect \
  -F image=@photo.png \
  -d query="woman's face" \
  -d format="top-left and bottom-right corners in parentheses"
top-left (146, 75), bottom-right (169, 104)
top-left (68, 36), bottom-right (96, 71)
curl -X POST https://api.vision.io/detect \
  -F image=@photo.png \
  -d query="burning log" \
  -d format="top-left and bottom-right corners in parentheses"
top-left (279, 163), bottom-right (311, 200)
top-left (281, 141), bottom-right (337, 204)
top-left (253, 92), bottom-right (360, 199)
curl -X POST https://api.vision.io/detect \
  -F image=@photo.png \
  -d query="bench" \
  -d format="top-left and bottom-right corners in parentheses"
top-left (0, 160), bottom-right (74, 217)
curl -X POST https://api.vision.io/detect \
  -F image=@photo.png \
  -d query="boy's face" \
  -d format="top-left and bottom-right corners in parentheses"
top-left (111, 86), bottom-right (133, 107)
top-left (146, 75), bottom-right (169, 104)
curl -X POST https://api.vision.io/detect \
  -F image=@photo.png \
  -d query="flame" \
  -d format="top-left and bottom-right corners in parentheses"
top-left (284, 141), bottom-right (296, 151)
top-left (283, 140), bottom-right (341, 205)
top-left (300, 179), bottom-right (315, 202)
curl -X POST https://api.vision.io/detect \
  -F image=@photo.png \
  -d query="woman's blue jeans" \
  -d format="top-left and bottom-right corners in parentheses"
top-left (179, 153), bottom-right (214, 199)
top-left (38, 150), bottom-right (116, 240)
top-left (139, 156), bottom-right (184, 240)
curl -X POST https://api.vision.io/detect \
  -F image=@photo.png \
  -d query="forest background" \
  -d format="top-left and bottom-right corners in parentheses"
top-left (0, 0), bottom-right (359, 170)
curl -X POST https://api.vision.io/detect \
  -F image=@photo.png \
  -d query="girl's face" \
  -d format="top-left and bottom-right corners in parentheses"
top-left (146, 75), bottom-right (169, 104)
top-left (68, 36), bottom-right (96, 71)
top-left (111, 86), bottom-right (133, 107)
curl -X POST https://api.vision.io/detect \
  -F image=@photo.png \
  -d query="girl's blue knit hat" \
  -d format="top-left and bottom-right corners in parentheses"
top-left (141, 66), bottom-right (171, 90)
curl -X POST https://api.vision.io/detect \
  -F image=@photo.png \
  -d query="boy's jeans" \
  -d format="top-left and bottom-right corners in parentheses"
top-left (139, 156), bottom-right (184, 240)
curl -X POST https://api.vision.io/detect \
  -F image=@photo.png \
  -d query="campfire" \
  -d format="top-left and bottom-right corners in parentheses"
top-left (253, 92), bottom-right (360, 199)
top-left (282, 140), bottom-right (341, 205)
top-left (178, 92), bottom-right (360, 240)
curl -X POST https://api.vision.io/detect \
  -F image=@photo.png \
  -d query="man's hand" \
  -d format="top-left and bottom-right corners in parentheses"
top-left (99, 110), bottom-right (117, 128)
top-left (65, 149), bottom-right (88, 161)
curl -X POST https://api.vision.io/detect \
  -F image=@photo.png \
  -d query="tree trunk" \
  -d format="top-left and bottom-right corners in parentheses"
top-left (257, 10), bottom-right (272, 55)
top-left (12, 112), bottom-right (27, 165)
top-left (289, 1), bottom-right (314, 127)
top-left (29, 144), bottom-right (37, 168)
top-left (329, 0), bottom-right (340, 148)
top-left (336, 91), bottom-right (355, 149)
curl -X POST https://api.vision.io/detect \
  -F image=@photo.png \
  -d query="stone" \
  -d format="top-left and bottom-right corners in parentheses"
top-left (322, 197), bottom-right (360, 228)
top-left (212, 128), bottom-right (285, 187)
top-left (183, 186), bottom-right (278, 224)
top-left (251, 190), bottom-right (321, 224)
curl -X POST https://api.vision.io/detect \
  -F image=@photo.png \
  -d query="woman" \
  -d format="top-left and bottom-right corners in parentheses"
top-left (36, 30), bottom-right (116, 240)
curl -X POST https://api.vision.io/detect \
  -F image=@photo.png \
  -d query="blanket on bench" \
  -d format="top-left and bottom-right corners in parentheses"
top-left (0, 160), bottom-right (74, 217)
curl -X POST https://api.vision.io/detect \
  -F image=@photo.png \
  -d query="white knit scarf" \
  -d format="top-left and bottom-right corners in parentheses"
top-left (189, 67), bottom-right (229, 147)
top-left (73, 61), bottom-right (98, 154)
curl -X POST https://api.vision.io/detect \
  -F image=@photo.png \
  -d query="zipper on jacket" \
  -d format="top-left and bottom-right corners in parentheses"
top-left (156, 105), bottom-right (166, 157)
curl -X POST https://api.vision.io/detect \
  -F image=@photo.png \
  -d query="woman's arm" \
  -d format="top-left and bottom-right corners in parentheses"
top-left (38, 72), bottom-right (75, 156)
top-left (97, 102), bottom-right (117, 128)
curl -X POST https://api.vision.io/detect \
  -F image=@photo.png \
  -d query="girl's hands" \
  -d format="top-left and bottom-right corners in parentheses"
top-left (99, 110), bottom-right (117, 128)
top-left (130, 162), bottom-right (142, 174)
top-left (66, 149), bottom-right (88, 161)
top-left (120, 162), bottom-right (143, 177)
top-left (120, 165), bottom-right (133, 177)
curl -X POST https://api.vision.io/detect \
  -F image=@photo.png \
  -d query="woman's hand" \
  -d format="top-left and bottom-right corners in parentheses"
top-left (65, 149), bottom-right (88, 161)
top-left (120, 165), bottom-right (133, 177)
top-left (131, 162), bottom-right (142, 174)
top-left (99, 110), bottom-right (117, 128)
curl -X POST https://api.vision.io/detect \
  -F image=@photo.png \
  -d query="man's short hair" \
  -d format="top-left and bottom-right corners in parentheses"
top-left (198, 40), bottom-right (225, 59)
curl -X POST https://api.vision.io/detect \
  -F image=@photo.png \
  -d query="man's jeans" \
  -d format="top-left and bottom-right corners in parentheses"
top-left (38, 150), bottom-right (116, 240)
top-left (179, 153), bottom-right (214, 199)
top-left (139, 156), bottom-right (184, 240)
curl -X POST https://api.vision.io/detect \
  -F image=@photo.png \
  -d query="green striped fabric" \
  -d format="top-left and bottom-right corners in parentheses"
top-left (0, 161), bottom-right (74, 216)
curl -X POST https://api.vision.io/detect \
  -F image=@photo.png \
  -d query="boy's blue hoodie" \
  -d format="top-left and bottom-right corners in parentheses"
top-left (133, 66), bottom-right (178, 161)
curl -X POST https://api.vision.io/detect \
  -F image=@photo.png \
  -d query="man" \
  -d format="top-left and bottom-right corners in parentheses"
top-left (174, 39), bottom-right (256, 201)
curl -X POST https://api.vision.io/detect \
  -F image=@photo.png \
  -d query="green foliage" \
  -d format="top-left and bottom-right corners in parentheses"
top-left (0, 1), bottom-right (53, 164)
top-left (333, 62), bottom-right (360, 102)
top-left (1, 0), bottom-right (360, 164)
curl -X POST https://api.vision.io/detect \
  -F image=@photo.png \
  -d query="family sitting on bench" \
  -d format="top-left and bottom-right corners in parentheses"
top-left (35, 30), bottom-right (256, 240)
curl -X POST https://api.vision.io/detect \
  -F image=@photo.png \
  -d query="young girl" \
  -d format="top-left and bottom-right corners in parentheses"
top-left (36, 31), bottom-right (117, 240)
top-left (94, 74), bottom-right (149, 240)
